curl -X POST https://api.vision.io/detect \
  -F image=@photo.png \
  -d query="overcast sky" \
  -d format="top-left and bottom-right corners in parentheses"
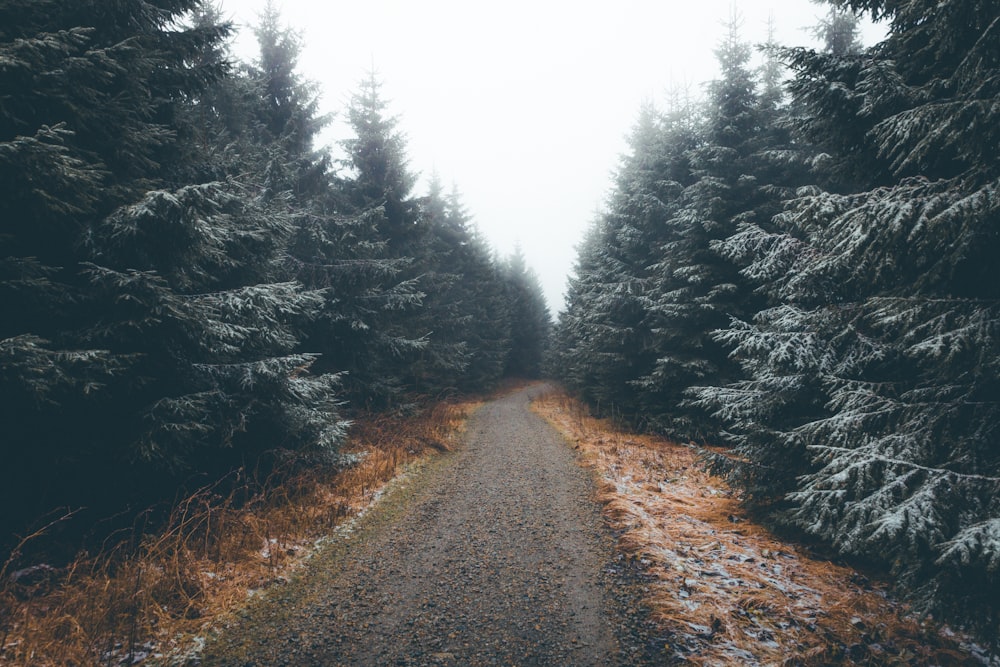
top-left (220, 0), bottom-right (883, 312)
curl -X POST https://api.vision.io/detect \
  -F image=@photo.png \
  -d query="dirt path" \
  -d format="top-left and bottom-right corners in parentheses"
top-left (198, 384), bottom-right (658, 666)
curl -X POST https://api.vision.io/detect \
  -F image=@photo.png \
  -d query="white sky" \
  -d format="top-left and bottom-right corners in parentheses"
top-left (219, 0), bottom-right (883, 312)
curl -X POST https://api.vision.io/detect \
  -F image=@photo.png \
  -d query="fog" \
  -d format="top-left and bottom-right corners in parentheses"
top-left (222, 0), bottom-right (883, 311)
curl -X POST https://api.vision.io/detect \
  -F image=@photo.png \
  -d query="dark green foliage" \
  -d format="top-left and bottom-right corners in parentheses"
top-left (550, 215), bottom-right (645, 413)
top-left (554, 0), bottom-right (1000, 639)
top-left (810, 3), bottom-right (864, 57)
top-left (443, 186), bottom-right (512, 390)
top-left (633, 26), bottom-right (762, 437)
top-left (406, 177), bottom-right (512, 392)
top-left (82, 188), bottom-right (342, 466)
top-left (552, 101), bottom-right (698, 420)
top-left (693, 0), bottom-right (1000, 638)
top-left (330, 70), bottom-right (428, 404)
top-left (251, 3), bottom-right (328, 158)
top-left (336, 72), bottom-right (517, 398)
top-left (1, 0), bottom-right (240, 523)
top-left (555, 14), bottom-right (788, 440)
top-left (341, 71), bottom-right (422, 253)
top-left (503, 247), bottom-right (551, 379)
top-left (0, 2), bottom-right (520, 547)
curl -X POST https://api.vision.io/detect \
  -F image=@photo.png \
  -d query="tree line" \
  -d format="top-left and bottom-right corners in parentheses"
top-left (549, 0), bottom-right (1000, 640)
top-left (0, 0), bottom-right (550, 544)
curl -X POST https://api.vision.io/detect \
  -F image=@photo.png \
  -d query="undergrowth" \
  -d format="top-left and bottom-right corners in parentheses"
top-left (0, 398), bottom-right (475, 666)
top-left (532, 387), bottom-right (992, 666)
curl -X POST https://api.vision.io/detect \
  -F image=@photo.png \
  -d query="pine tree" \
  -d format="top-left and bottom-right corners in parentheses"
top-left (106, 3), bottom-right (349, 475)
top-left (634, 13), bottom-right (764, 439)
top-left (689, 5), bottom-right (868, 503)
top-left (333, 71), bottom-right (427, 403)
top-left (503, 247), bottom-right (551, 379)
top-left (1, 0), bottom-right (241, 522)
top-left (552, 100), bottom-right (699, 420)
top-left (251, 2), bottom-right (328, 159)
top-left (550, 214), bottom-right (649, 412)
top-left (0, 1), bottom-right (353, 533)
top-left (403, 174), bottom-right (474, 392)
top-left (548, 218), bottom-right (607, 397)
top-left (693, 0), bottom-right (1000, 636)
top-left (342, 70), bottom-right (421, 252)
top-left (443, 184), bottom-right (512, 390)
top-left (782, 4), bottom-right (883, 191)
top-left (417, 178), bottom-right (516, 392)
top-left (810, 3), bottom-right (863, 57)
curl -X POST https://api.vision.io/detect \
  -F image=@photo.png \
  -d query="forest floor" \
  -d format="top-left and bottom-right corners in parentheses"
top-left (531, 386), bottom-right (996, 666)
top-left (0, 394), bottom-right (479, 666)
top-left (5, 382), bottom-right (995, 666)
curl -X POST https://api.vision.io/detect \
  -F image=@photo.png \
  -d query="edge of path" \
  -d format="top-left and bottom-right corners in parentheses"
top-left (184, 382), bottom-right (668, 666)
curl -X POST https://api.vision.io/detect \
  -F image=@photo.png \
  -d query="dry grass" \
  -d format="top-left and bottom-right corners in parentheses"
top-left (532, 388), bottom-right (985, 666)
top-left (0, 398), bottom-right (476, 667)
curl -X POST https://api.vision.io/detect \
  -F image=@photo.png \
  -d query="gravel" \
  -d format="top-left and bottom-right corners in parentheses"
top-left (197, 384), bottom-right (666, 666)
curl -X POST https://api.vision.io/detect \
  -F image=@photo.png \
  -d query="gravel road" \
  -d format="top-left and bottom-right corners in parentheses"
top-left (198, 384), bottom-right (663, 666)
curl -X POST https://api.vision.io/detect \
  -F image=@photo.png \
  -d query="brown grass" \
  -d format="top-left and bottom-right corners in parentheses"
top-left (532, 388), bottom-right (982, 666)
top-left (0, 398), bottom-right (477, 666)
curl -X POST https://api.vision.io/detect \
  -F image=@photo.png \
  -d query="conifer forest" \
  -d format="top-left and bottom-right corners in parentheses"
top-left (2, 0), bottom-right (1000, 658)
top-left (550, 0), bottom-right (1000, 644)
top-left (1, 0), bottom-right (549, 564)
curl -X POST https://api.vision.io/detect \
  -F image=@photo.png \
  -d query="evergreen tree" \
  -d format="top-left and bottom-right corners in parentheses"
top-left (548, 217), bottom-right (609, 398)
top-left (782, 4), bottom-right (885, 191)
top-left (342, 70), bottom-right (421, 252)
top-left (0, 1), bottom-right (201, 517)
top-left (633, 13), bottom-right (765, 439)
top-left (0, 1), bottom-right (350, 533)
top-left (251, 2), bottom-right (327, 159)
top-left (693, 0), bottom-right (1000, 636)
top-left (689, 4), bottom-right (867, 503)
top-left (810, 2), bottom-right (864, 57)
top-left (503, 247), bottom-right (551, 378)
top-left (335, 70), bottom-right (427, 403)
top-left (403, 174), bottom-right (474, 392)
top-left (411, 178), bottom-right (512, 392)
top-left (549, 213), bottom-right (645, 411)
top-left (336, 71), bottom-right (513, 397)
top-left (552, 99), bottom-right (700, 420)
top-left (445, 185), bottom-right (512, 390)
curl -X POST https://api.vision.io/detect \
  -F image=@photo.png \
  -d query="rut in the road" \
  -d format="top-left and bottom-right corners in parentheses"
top-left (198, 384), bottom-right (654, 666)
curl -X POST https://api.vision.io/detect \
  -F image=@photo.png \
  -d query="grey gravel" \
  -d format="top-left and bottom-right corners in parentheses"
top-left (198, 384), bottom-right (667, 666)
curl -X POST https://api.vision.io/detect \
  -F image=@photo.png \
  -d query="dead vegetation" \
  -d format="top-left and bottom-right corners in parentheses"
top-left (532, 387), bottom-right (989, 666)
top-left (0, 398), bottom-right (476, 666)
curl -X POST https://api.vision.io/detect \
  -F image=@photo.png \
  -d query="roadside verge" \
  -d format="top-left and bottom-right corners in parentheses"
top-left (0, 398), bottom-right (478, 667)
top-left (531, 386), bottom-right (990, 666)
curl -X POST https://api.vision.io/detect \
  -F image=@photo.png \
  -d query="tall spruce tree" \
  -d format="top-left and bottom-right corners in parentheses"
top-left (633, 13), bottom-right (765, 439)
top-left (692, 0), bottom-right (1000, 636)
top-left (1, 0), bottom-right (232, 521)
top-left (0, 1), bottom-right (354, 534)
top-left (407, 177), bottom-right (514, 392)
top-left (552, 99), bottom-right (701, 420)
top-left (335, 71), bottom-right (428, 403)
top-left (548, 216), bottom-right (609, 398)
top-left (444, 185), bottom-right (512, 390)
top-left (689, 5), bottom-right (867, 504)
top-left (550, 215), bottom-right (638, 411)
top-left (810, 2), bottom-right (864, 58)
top-left (404, 174), bottom-right (474, 392)
top-left (503, 247), bottom-right (551, 378)
top-left (342, 71), bottom-right (421, 253)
